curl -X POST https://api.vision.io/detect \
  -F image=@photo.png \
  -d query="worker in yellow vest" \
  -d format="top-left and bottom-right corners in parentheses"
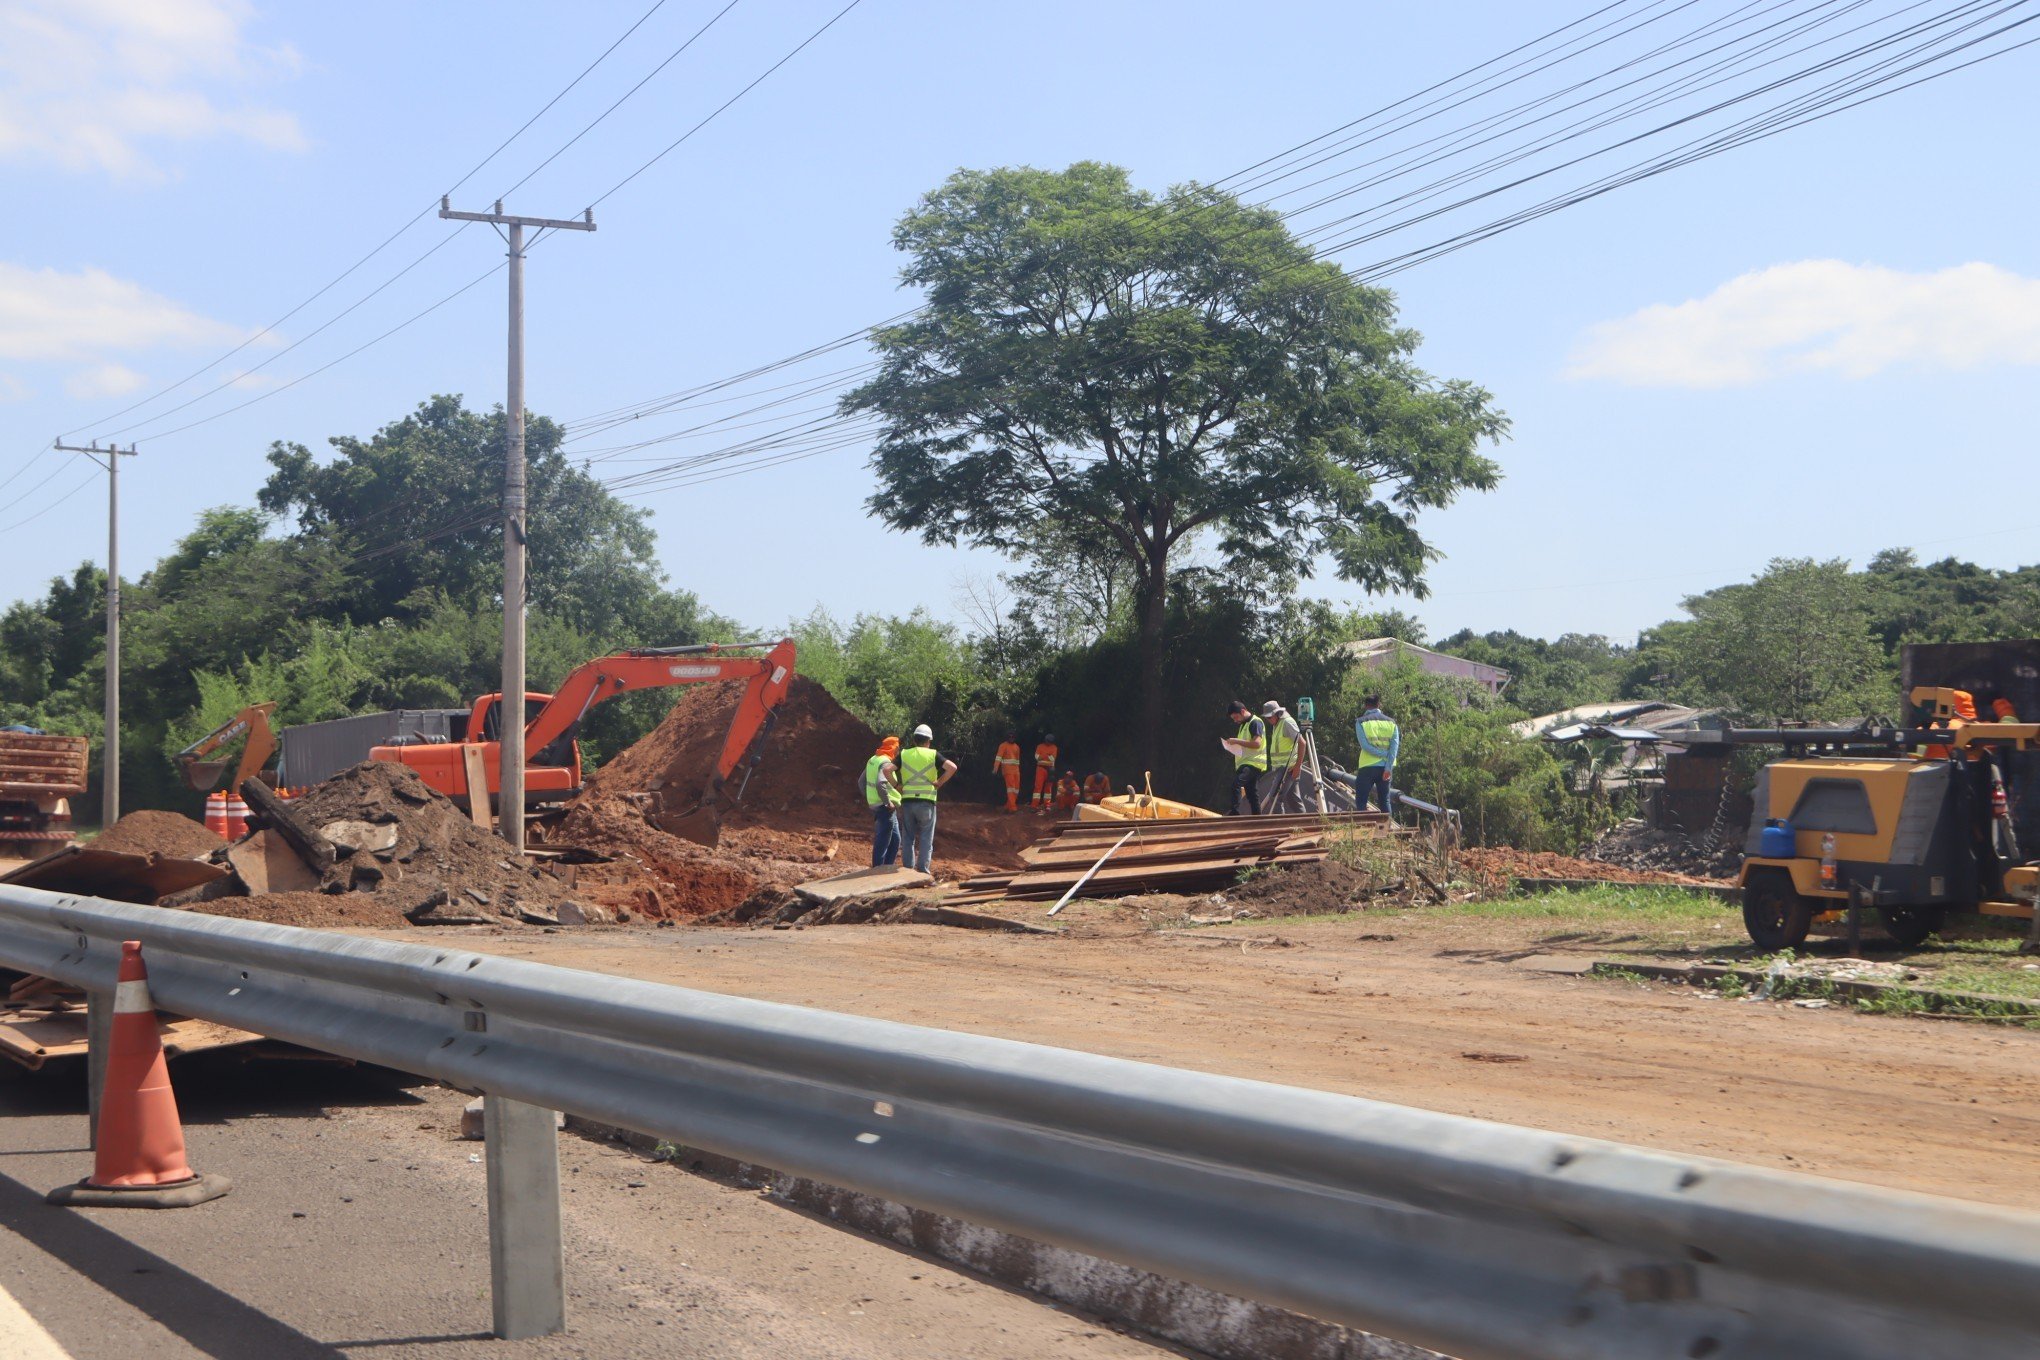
top-left (992, 732), bottom-right (1023, 811)
top-left (1259, 700), bottom-right (1306, 813)
top-left (1032, 733), bottom-right (1059, 809)
top-left (892, 724), bottom-right (957, 875)
top-left (1224, 700), bottom-right (1267, 815)
top-left (861, 736), bottom-right (901, 867)
top-left (1352, 695), bottom-right (1399, 814)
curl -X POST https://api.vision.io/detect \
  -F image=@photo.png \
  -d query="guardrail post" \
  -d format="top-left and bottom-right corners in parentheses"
top-left (483, 1095), bottom-right (565, 1339)
top-left (85, 989), bottom-right (111, 1147)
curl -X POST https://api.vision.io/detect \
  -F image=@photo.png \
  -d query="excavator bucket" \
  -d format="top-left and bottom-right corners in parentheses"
top-left (658, 804), bottom-right (723, 849)
top-left (180, 758), bottom-right (231, 793)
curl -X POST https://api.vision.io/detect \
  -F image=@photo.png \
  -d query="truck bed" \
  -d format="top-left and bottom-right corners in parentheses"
top-left (0, 732), bottom-right (90, 798)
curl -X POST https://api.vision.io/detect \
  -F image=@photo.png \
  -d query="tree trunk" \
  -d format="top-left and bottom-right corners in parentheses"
top-left (1135, 549), bottom-right (1169, 775)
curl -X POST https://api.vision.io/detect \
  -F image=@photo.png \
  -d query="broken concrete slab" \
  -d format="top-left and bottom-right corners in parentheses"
top-left (225, 829), bottom-right (322, 896)
top-left (792, 864), bottom-right (932, 904)
top-left (320, 819), bottom-right (400, 855)
top-left (0, 845), bottom-right (230, 905)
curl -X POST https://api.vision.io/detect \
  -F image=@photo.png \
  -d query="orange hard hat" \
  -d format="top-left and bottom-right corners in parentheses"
top-left (1993, 697), bottom-right (2017, 719)
top-left (878, 735), bottom-right (900, 756)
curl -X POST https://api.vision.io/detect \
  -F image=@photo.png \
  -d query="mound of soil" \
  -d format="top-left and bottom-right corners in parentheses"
top-left (554, 677), bottom-right (1046, 918)
top-left (1223, 860), bottom-right (1395, 915)
top-left (93, 810), bottom-right (223, 860)
top-left (247, 761), bottom-right (571, 922)
top-left (186, 891), bottom-right (411, 930)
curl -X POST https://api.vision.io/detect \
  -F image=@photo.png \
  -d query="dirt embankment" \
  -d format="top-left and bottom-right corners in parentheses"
top-left (553, 677), bottom-right (1046, 920)
top-left (1455, 845), bottom-right (1727, 890)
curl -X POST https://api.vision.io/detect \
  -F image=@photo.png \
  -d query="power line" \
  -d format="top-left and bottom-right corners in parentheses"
top-left (53, 0), bottom-right (679, 447)
top-left (582, 0), bottom-right (867, 213)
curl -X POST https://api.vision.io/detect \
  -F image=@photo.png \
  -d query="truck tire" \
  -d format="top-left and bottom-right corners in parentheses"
top-left (1742, 869), bottom-right (1814, 952)
top-left (1876, 904), bottom-right (1942, 949)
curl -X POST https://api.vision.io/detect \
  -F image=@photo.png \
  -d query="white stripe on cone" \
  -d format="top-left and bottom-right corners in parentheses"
top-left (113, 979), bottom-right (153, 1014)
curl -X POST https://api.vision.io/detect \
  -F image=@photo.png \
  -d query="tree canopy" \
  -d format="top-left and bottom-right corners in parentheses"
top-left (845, 162), bottom-right (1506, 761)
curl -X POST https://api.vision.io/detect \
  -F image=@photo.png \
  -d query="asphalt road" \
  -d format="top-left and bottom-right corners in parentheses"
top-left (0, 1055), bottom-right (1174, 1359)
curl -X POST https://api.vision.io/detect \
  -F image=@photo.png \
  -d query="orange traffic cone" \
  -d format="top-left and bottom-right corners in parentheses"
top-left (48, 941), bottom-right (230, 1209)
top-left (204, 792), bottom-right (229, 837)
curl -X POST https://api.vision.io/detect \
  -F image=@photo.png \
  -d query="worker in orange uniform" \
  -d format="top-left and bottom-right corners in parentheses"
top-left (1991, 696), bottom-right (2020, 723)
top-left (1054, 770), bottom-right (1082, 815)
top-left (992, 731), bottom-right (1023, 811)
top-left (1082, 771), bottom-right (1110, 804)
top-left (1032, 733), bottom-right (1059, 809)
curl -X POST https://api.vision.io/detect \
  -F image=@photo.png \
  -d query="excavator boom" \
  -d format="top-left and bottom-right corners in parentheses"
top-left (176, 703), bottom-right (278, 792)
top-left (370, 640), bottom-right (797, 846)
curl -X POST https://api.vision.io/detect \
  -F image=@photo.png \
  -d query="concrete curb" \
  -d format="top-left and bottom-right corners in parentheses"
top-left (563, 1115), bottom-right (1441, 1360)
top-left (1591, 958), bottom-right (2040, 1018)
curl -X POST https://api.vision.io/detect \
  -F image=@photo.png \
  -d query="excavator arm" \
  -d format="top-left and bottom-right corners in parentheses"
top-left (524, 638), bottom-right (797, 844)
top-left (176, 703), bottom-right (278, 792)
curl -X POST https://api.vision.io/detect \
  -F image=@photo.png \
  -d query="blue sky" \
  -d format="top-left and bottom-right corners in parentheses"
top-left (3, 0), bottom-right (2036, 646)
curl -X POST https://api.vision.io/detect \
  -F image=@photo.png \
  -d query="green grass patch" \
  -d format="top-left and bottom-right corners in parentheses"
top-left (1430, 884), bottom-right (1733, 924)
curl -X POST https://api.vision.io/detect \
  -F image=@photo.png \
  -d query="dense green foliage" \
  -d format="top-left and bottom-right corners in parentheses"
top-left (845, 162), bottom-right (1506, 765)
top-left (0, 397), bottom-right (733, 817)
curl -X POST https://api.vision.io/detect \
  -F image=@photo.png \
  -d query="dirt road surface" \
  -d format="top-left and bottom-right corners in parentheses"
top-left (360, 910), bottom-right (2040, 1210)
top-left (0, 1060), bottom-right (1175, 1358)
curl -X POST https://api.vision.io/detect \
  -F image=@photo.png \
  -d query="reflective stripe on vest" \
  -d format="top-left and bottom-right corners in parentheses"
top-left (863, 754), bottom-right (896, 808)
top-left (1266, 718), bottom-right (1296, 765)
top-left (898, 746), bottom-right (941, 800)
top-left (1357, 718), bottom-right (1396, 768)
top-left (1234, 719), bottom-right (1268, 771)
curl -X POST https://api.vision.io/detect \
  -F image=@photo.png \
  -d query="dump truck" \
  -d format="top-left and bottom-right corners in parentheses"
top-left (1673, 686), bottom-right (2037, 951)
top-left (0, 728), bottom-right (89, 856)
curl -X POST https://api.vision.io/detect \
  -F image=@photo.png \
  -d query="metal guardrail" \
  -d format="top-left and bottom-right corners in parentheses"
top-left (2, 883), bottom-right (2035, 1358)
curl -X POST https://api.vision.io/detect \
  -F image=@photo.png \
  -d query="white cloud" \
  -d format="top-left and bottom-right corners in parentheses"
top-left (0, 0), bottom-right (304, 180)
top-left (65, 362), bottom-right (148, 399)
top-left (0, 374), bottom-right (33, 403)
top-left (1565, 261), bottom-right (2040, 389)
top-left (0, 262), bottom-right (246, 362)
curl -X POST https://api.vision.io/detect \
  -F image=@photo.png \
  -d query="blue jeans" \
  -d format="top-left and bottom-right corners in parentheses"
top-left (871, 804), bottom-right (900, 867)
top-left (1350, 765), bottom-right (1392, 813)
top-left (898, 799), bottom-right (937, 874)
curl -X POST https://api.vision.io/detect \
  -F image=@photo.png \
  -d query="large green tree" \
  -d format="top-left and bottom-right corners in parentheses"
top-left (844, 163), bottom-right (1506, 762)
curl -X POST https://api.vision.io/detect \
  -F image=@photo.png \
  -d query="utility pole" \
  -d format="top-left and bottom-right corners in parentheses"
top-left (439, 198), bottom-right (595, 853)
top-left (53, 440), bottom-right (138, 829)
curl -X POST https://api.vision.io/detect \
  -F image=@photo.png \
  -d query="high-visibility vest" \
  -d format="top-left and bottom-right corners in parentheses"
top-left (1265, 716), bottom-right (1297, 765)
top-left (898, 746), bottom-right (942, 801)
top-left (1357, 717), bottom-right (1397, 769)
top-left (995, 742), bottom-right (1022, 775)
top-left (1233, 719), bottom-right (1267, 771)
top-left (1034, 743), bottom-right (1057, 771)
top-left (863, 754), bottom-right (897, 808)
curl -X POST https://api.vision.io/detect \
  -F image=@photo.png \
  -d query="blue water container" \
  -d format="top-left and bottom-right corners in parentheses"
top-left (1759, 819), bottom-right (1795, 858)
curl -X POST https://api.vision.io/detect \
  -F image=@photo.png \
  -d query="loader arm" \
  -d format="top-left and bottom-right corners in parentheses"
top-left (175, 703), bottom-right (278, 792)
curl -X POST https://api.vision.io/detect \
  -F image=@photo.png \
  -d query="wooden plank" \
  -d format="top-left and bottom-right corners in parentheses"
top-left (462, 745), bottom-right (494, 831)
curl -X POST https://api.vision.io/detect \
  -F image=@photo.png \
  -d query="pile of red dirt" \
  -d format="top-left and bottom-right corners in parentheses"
top-left (93, 810), bottom-right (223, 860)
top-left (1454, 846), bottom-right (1725, 891)
top-left (553, 677), bottom-right (1046, 918)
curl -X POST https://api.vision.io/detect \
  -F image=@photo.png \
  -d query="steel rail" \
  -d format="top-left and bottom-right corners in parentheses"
top-left (1, 884), bottom-right (2033, 1358)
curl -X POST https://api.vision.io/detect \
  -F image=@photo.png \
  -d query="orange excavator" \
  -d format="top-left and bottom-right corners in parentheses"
top-left (369, 639), bottom-right (796, 845)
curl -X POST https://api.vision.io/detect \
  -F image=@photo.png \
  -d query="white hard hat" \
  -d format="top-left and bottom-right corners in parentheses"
top-left (912, 723), bottom-right (934, 740)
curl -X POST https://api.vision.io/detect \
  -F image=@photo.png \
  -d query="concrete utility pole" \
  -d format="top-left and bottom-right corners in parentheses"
top-left (53, 440), bottom-right (138, 829)
top-left (438, 199), bottom-right (595, 853)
